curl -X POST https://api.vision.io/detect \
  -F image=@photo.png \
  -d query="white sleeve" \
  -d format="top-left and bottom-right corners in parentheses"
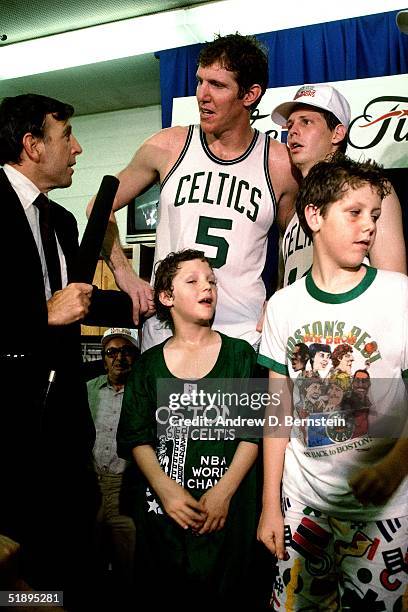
top-left (258, 292), bottom-right (288, 375)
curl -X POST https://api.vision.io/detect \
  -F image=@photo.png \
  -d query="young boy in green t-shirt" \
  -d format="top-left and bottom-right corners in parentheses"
top-left (117, 249), bottom-right (258, 607)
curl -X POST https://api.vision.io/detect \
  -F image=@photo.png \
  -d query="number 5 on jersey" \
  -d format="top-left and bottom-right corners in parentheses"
top-left (195, 216), bottom-right (232, 269)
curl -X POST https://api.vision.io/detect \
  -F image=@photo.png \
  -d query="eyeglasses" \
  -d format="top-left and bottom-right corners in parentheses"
top-left (105, 346), bottom-right (136, 359)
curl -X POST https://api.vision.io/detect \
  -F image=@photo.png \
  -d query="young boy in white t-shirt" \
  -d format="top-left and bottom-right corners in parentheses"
top-left (257, 155), bottom-right (408, 610)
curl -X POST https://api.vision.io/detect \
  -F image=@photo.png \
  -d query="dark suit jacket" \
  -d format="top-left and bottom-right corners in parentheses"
top-left (1, 168), bottom-right (133, 535)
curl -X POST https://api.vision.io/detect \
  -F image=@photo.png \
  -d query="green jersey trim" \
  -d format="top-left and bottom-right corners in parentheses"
top-left (161, 125), bottom-right (194, 190)
top-left (264, 133), bottom-right (277, 220)
top-left (257, 354), bottom-right (288, 375)
top-left (305, 265), bottom-right (377, 304)
top-left (200, 127), bottom-right (259, 165)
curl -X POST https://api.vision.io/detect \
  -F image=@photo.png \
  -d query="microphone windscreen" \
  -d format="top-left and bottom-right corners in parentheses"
top-left (76, 175), bottom-right (120, 284)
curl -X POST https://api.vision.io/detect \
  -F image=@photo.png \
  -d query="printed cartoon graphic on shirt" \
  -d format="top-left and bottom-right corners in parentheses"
top-left (286, 319), bottom-right (381, 450)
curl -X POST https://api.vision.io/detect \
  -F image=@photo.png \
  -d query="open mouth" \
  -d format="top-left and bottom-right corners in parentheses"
top-left (199, 297), bottom-right (213, 305)
top-left (289, 142), bottom-right (302, 151)
top-left (200, 108), bottom-right (214, 116)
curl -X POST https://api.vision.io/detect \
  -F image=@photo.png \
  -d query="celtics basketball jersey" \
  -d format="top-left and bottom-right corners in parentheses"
top-left (142, 125), bottom-right (276, 350)
top-left (282, 212), bottom-right (313, 287)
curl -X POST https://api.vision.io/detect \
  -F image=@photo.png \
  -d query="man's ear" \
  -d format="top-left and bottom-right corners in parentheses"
top-left (159, 290), bottom-right (173, 307)
top-left (21, 133), bottom-right (42, 162)
top-left (332, 124), bottom-right (347, 146)
top-left (243, 84), bottom-right (262, 109)
top-left (304, 204), bottom-right (321, 234)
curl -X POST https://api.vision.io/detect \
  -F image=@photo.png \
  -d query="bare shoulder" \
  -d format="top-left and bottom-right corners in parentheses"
top-left (110, 126), bottom-right (190, 209)
top-left (146, 125), bottom-right (189, 150)
top-left (267, 138), bottom-right (295, 172)
top-left (133, 125), bottom-right (190, 179)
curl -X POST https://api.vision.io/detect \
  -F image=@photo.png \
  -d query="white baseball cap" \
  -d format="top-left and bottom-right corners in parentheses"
top-left (101, 327), bottom-right (139, 349)
top-left (396, 10), bottom-right (408, 34)
top-left (271, 83), bottom-right (351, 128)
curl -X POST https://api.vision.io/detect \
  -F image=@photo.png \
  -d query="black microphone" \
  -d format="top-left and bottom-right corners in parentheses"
top-left (41, 176), bottom-right (122, 427)
top-left (76, 175), bottom-right (120, 283)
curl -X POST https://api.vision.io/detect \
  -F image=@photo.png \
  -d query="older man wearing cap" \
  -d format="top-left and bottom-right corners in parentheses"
top-left (271, 83), bottom-right (406, 286)
top-left (87, 328), bottom-right (139, 609)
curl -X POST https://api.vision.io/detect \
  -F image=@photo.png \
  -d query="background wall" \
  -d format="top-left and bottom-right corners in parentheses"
top-left (50, 103), bottom-right (162, 242)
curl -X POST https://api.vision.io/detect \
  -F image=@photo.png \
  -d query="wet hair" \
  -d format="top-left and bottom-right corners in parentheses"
top-left (331, 344), bottom-right (353, 368)
top-left (296, 154), bottom-right (391, 240)
top-left (322, 109), bottom-right (346, 147)
top-left (198, 33), bottom-right (268, 110)
top-left (322, 108), bottom-right (348, 154)
top-left (154, 249), bottom-right (213, 329)
top-left (0, 93), bottom-right (74, 164)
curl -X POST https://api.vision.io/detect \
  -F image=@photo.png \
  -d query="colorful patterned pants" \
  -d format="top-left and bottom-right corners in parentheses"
top-left (271, 496), bottom-right (408, 611)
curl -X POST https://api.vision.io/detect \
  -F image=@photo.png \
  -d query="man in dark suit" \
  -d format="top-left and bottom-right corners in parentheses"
top-left (0, 94), bottom-right (132, 610)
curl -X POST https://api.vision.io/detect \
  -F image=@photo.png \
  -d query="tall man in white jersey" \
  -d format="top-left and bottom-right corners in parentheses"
top-left (88, 34), bottom-right (299, 350)
top-left (271, 84), bottom-right (406, 286)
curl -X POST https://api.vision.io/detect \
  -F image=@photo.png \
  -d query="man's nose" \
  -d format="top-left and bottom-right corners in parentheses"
top-left (197, 82), bottom-right (210, 101)
top-left (71, 135), bottom-right (82, 155)
top-left (287, 122), bottom-right (298, 137)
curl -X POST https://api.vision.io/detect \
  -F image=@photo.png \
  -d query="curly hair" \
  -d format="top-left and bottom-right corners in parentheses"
top-left (0, 94), bottom-right (74, 165)
top-left (198, 33), bottom-right (268, 110)
top-left (154, 249), bottom-right (213, 329)
top-left (296, 154), bottom-right (391, 240)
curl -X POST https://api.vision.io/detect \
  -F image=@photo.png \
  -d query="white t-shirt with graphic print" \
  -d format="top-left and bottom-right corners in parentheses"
top-left (259, 266), bottom-right (408, 520)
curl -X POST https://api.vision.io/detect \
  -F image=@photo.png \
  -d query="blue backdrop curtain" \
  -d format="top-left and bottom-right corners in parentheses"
top-left (155, 9), bottom-right (408, 294)
top-left (156, 10), bottom-right (408, 128)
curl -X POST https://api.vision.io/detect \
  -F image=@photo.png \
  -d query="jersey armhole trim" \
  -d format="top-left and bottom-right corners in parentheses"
top-left (161, 125), bottom-right (194, 191)
top-left (264, 133), bottom-right (277, 220)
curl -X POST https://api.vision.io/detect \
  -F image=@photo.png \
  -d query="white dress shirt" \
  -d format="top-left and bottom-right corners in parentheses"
top-left (4, 164), bottom-right (68, 299)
